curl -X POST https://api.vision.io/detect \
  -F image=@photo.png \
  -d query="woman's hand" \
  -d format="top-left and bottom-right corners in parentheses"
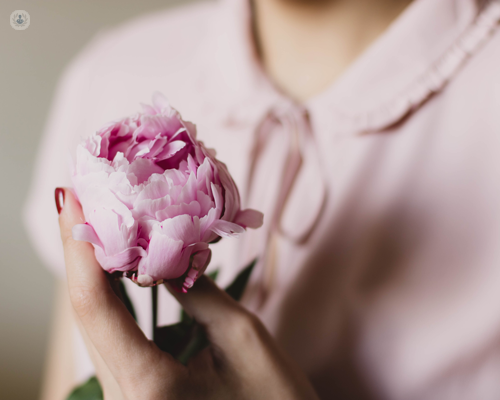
top-left (57, 188), bottom-right (319, 400)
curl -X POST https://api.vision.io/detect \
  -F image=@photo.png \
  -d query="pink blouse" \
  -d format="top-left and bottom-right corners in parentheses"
top-left (24, 0), bottom-right (500, 398)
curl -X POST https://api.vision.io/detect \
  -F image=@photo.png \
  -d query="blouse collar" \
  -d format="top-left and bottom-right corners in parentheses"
top-left (199, 0), bottom-right (500, 134)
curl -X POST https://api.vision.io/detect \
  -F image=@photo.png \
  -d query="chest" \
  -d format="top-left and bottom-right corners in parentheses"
top-left (209, 93), bottom-right (500, 398)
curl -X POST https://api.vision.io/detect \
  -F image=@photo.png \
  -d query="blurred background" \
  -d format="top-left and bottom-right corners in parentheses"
top-left (0, 1), bottom-right (195, 398)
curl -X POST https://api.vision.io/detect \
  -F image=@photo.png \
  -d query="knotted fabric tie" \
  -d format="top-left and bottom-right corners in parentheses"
top-left (245, 101), bottom-right (328, 304)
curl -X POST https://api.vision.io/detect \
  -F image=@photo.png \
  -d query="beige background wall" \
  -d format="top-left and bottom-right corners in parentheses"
top-left (0, 1), bottom-right (195, 398)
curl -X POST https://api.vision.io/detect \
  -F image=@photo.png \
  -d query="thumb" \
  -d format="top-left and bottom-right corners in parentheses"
top-left (57, 188), bottom-right (173, 383)
top-left (165, 275), bottom-right (256, 347)
top-left (165, 274), bottom-right (244, 326)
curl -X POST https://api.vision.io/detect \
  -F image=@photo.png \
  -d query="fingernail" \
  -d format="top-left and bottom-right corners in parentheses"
top-left (55, 188), bottom-right (65, 215)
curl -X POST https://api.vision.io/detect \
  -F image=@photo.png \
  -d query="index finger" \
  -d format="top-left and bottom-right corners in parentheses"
top-left (56, 188), bottom-right (178, 383)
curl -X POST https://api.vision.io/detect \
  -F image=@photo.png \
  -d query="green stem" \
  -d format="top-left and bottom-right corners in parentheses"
top-left (152, 285), bottom-right (158, 343)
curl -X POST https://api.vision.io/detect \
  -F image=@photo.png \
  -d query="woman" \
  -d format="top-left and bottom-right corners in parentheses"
top-left (25, 0), bottom-right (500, 399)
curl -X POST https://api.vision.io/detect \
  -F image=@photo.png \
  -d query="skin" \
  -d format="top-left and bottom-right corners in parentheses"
top-left (253, 0), bottom-right (412, 101)
top-left (57, 189), bottom-right (320, 400)
top-left (40, 1), bottom-right (412, 398)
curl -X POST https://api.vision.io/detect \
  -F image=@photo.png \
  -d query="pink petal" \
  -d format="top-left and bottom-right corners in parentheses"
top-left (155, 140), bottom-right (186, 162)
top-left (142, 232), bottom-right (184, 279)
top-left (95, 245), bottom-right (146, 272)
top-left (196, 190), bottom-right (214, 217)
top-left (196, 158), bottom-right (213, 194)
top-left (211, 183), bottom-right (223, 218)
top-left (155, 201), bottom-right (201, 221)
top-left (83, 135), bottom-right (102, 157)
top-left (183, 248), bottom-right (212, 290)
top-left (164, 169), bottom-right (188, 186)
top-left (234, 209), bottom-right (264, 229)
top-left (210, 220), bottom-right (245, 238)
top-left (133, 196), bottom-right (172, 219)
top-left (152, 91), bottom-right (171, 114)
top-left (135, 115), bottom-right (180, 141)
top-left (87, 208), bottom-right (137, 256)
top-left (127, 158), bottom-right (163, 184)
top-left (165, 242), bottom-right (209, 293)
top-left (136, 135), bottom-right (169, 159)
top-left (136, 177), bottom-right (170, 202)
top-left (156, 214), bottom-right (200, 245)
top-left (217, 162), bottom-right (241, 221)
top-left (75, 145), bottom-right (113, 176)
top-left (137, 274), bottom-right (154, 286)
top-left (72, 223), bottom-right (103, 248)
top-left (200, 208), bottom-right (218, 241)
top-left (179, 172), bottom-right (198, 204)
top-left (186, 154), bottom-right (198, 174)
top-left (181, 120), bottom-right (197, 141)
top-left (140, 103), bottom-right (157, 115)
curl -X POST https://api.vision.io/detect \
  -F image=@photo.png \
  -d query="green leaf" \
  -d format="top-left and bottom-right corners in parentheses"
top-left (209, 236), bottom-right (222, 244)
top-left (154, 322), bottom-right (209, 365)
top-left (67, 376), bottom-right (102, 400)
top-left (180, 309), bottom-right (194, 326)
top-left (118, 279), bottom-right (137, 321)
top-left (207, 269), bottom-right (219, 282)
top-left (225, 259), bottom-right (257, 301)
top-left (154, 321), bottom-right (193, 357)
top-left (176, 324), bottom-right (209, 365)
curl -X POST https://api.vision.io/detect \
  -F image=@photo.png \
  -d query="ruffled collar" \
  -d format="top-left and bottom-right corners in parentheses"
top-left (199, 0), bottom-right (500, 134)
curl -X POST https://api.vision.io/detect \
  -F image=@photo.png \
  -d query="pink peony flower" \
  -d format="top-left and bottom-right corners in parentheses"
top-left (72, 93), bottom-right (263, 292)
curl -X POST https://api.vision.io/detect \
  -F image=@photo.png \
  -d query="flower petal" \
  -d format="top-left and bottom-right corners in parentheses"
top-left (142, 232), bottom-right (184, 279)
top-left (133, 196), bottom-right (172, 219)
top-left (155, 214), bottom-right (200, 245)
top-left (127, 158), bottom-right (164, 184)
top-left (156, 140), bottom-right (186, 161)
top-left (210, 220), bottom-right (245, 238)
top-left (179, 172), bottom-right (198, 204)
top-left (196, 190), bottom-right (214, 217)
top-left (152, 91), bottom-right (171, 114)
top-left (72, 223), bottom-right (103, 248)
top-left (95, 246), bottom-right (146, 272)
top-left (87, 207), bottom-right (138, 256)
top-left (183, 248), bottom-right (212, 290)
top-left (234, 209), bottom-right (264, 229)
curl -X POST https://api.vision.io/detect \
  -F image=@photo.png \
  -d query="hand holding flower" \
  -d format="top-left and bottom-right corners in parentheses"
top-left (58, 189), bottom-right (319, 400)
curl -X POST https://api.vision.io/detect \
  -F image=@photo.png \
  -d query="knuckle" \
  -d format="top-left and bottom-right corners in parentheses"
top-left (122, 346), bottom-right (187, 397)
top-left (227, 310), bottom-right (263, 342)
top-left (60, 221), bottom-right (76, 247)
top-left (63, 235), bottom-right (81, 257)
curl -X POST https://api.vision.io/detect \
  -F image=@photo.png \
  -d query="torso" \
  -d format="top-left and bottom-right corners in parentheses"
top-left (31, 0), bottom-right (500, 398)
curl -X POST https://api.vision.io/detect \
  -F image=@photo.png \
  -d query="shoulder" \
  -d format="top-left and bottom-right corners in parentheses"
top-left (425, 20), bottom-right (500, 134)
top-left (58, 1), bottom-right (221, 130)
top-left (69, 1), bottom-right (217, 78)
top-left (449, 22), bottom-right (500, 109)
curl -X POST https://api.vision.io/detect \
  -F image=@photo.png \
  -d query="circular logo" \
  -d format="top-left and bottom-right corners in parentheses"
top-left (10, 10), bottom-right (30, 30)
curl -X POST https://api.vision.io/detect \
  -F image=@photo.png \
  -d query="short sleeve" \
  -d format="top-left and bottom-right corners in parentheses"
top-left (23, 31), bottom-right (111, 278)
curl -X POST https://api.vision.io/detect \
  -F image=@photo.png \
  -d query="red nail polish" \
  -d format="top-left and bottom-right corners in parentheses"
top-left (55, 188), bottom-right (65, 214)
